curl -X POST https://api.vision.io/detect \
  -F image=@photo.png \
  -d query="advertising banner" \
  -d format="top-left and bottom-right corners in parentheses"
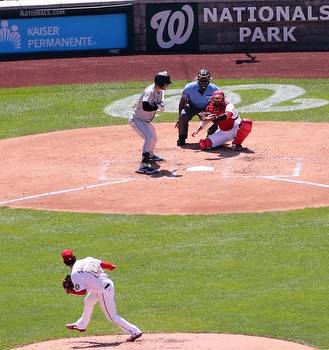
top-left (0, 12), bottom-right (129, 56)
top-left (199, 1), bottom-right (329, 52)
top-left (146, 2), bottom-right (199, 52)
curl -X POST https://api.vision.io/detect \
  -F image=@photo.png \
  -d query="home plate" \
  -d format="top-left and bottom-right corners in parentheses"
top-left (186, 165), bottom-right (214, 172)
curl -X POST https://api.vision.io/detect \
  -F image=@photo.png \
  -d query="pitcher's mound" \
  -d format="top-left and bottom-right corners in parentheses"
top-left (13, 333), bottom-right (314, 350)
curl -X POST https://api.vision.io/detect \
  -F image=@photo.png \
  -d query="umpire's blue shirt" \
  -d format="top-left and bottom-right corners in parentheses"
top-left (182, 81), bottom-right (220, 109)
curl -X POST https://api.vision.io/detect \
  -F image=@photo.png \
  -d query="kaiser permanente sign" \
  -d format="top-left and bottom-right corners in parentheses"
top-left (0, 6), bottom-right (131, 57)
top-left (199, 2), bottom-right (329, 52)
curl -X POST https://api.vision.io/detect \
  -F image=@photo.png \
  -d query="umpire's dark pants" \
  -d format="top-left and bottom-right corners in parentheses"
top-left (177, 106), bottom-right (203, 141)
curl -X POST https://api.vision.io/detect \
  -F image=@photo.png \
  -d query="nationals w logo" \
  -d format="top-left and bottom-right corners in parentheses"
top-left (147, 3), bottom-right (198, 52)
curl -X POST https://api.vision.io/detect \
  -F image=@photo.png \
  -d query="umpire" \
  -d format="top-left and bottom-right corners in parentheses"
top-left (176, 68), bottom-right (220, 146)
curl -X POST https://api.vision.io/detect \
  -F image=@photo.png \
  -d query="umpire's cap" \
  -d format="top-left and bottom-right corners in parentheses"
top-left (154, 71), bottom-right (172, 87)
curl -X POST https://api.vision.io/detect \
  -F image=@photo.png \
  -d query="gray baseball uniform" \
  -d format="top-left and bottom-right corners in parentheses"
top-left (129, 83), bottom-right (163, 159)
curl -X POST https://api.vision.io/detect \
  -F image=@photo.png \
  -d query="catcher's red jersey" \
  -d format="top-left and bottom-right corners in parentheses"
top-left (206, 102), bottom-right (234, 131)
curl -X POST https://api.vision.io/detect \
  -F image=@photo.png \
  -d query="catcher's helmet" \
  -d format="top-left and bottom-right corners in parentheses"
top-left (212, 89), bottom-right (225, 102)
top-left (196, 68), bottom-right (212, 89)
top-left (154, 71), bottom-right (172, 88)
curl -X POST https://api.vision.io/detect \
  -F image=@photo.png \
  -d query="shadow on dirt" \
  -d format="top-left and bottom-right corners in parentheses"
top-left (151, 169), bottom-right (182, 178)
top-left (177, 142), bottom-right (200, 150)
top-left (72, 340), bottom-right (123, 348)
top-left (180, 143), bottom-right (254, 160)
top-left (235, 53), bottom-right (260, 65)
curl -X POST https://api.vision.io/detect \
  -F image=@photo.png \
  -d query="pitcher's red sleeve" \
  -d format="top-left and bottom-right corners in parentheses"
top-left (68, 289), bottom-right (86, 296)
top-left (101, 261), bottom-right (117, 271)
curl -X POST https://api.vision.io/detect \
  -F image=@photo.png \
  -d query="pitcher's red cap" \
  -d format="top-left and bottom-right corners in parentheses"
top-left (61, 249), bottom-right (75, 261)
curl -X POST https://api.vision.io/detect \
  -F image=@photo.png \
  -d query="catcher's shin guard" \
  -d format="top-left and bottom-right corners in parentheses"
top-left (234, 119), bottom-right (252, 145)
top-left (199, 138), bottom-right (212, 150)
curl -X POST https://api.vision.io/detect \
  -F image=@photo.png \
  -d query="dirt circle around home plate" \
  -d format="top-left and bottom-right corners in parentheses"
top-left (0, 121), bottom-right (328, 214)
top-left (12, 333), bottom-right (315, 350)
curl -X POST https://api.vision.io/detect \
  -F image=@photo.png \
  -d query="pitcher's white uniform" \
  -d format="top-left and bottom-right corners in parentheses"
top-left (70, 257), bottom-right (141, 337)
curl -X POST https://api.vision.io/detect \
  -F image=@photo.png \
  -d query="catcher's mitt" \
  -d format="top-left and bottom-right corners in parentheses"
top-left (198, 112), bottom-right (216, 121)
top-left (199, 112), bottom-right (227, 122)
top-left (62, 274), bottom-right (74, 292)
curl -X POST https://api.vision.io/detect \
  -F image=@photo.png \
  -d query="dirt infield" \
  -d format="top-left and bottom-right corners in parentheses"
top-left (0, 122), bottom-right (328, 214)
top-left (1, 52), bottom-right (329, 88)
top-left (12, 333), bottom-right (315, 350)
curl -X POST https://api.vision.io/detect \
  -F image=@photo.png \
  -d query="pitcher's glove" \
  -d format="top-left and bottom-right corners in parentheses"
top-left (63, 274), bottom-right (74, 293)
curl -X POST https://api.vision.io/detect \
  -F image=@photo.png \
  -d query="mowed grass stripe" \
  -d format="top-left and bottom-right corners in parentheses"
top-left (0, 207), bottom-right (329, 349)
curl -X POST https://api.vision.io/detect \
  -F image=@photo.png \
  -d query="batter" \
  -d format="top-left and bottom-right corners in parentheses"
top-left (129, 71), bottom-right (171, 175)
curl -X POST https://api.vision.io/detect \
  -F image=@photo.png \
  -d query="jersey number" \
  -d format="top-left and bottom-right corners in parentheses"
top-left (85, 262), bottom-right (101, 277)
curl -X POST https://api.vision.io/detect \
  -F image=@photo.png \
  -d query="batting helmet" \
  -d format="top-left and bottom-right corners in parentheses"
top-left (154, 71), bottom-right (172, 88)
top-left (196, 68), bottom-right (212, 90)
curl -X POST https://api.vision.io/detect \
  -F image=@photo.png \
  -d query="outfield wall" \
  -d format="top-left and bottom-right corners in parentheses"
top-left (0, 0), bottom-right (328, 58)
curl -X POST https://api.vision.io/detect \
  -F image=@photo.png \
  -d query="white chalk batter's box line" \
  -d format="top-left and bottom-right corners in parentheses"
top-left (1, 164), bottom-right (328, 206)
top-left (0, 178), bottom-right (134, 206)
top-left (0, 174), bottom-right (328, 208)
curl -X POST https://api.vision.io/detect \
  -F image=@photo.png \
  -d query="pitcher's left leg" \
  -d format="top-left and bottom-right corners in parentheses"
top-left (99, 286), bottom-right (141, 337)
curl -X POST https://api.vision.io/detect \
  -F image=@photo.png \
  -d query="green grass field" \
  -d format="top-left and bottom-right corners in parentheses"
top-left (0, 78), bottom-right (328, 139)
top-left (0, 79), bottom-right (328, 350)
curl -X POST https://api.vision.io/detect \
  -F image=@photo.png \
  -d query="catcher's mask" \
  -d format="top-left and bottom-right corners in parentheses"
top-left (212, 90), bottom-right (225, 104)
top-left (154, 71), bottom-right (172, 88)
top-left (62, 249), bottom-right (76, 266)
top-left (196, 68), bottom-right (212, 91)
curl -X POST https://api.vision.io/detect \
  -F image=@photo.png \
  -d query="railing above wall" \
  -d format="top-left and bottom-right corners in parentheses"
top-left (0, 0), bottom-right (132, 8)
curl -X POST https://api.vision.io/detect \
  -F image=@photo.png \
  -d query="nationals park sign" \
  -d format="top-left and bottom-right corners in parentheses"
top-left (145, 1), bottom-right (329, 53)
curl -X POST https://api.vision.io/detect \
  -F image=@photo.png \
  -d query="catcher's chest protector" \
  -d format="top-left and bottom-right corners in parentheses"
top-left (207, 103), bottom-right (225, 116)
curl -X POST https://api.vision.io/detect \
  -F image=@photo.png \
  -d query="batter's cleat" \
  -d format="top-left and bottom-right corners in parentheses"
top-left (149, 155), bottom-right (164, 162)
top-left (135, 165), bottom-right (157, 175)
top-left (233, 144), bottom-right (243, 151)
top-left (177, 138), bottom-right (186, 146)
top-left (66, 323), bottom-right (86, 332)
top-left (127, 332), bottom-right (142, 342)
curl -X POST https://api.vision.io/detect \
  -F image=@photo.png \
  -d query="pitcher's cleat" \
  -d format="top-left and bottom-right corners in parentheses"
top-left (66, 323), bottom-right (86, 332)
top-left (127, 332), bottom-right (142, 342)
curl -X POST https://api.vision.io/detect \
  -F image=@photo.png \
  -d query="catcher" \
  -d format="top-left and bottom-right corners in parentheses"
top-left (61, 249), bottom-right (142, 342)
top-left (191, 90), bottom-right (253, 151)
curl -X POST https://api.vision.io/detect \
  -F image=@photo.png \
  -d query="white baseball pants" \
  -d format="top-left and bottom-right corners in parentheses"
top-left (74, 285), bottom-right (141, 336)
top-left (208, 124), bottom-right (239, 148)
